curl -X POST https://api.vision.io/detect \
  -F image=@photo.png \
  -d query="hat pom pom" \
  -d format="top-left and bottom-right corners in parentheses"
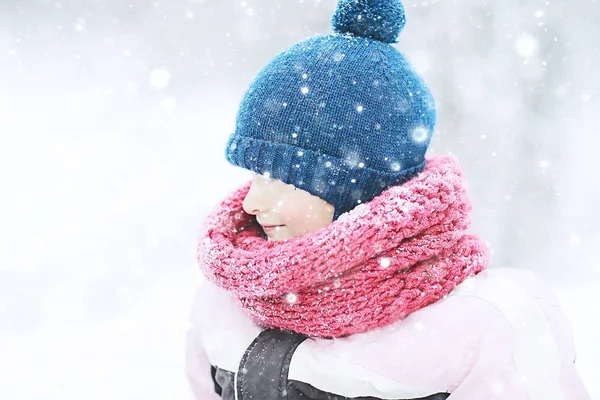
top-left (331, 0), bottom-right (406, 44)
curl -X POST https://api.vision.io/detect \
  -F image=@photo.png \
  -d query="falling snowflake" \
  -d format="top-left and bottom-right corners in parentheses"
top-left (356, 105), bottom-right (364, 112)
top-left (149, 67), bottom-right (171, 89)
top-left (411, 126), bottom-right (429, 143)
top-left (285, 293), bottom-right (298, 304)
top-left (391, 162), bottom-right (401, 172)
top-left (379, 257), bottom-right (391, 268)
top-left (300, 86), bottom-right (309, 95)
top-left (515, 33), bottom-right (539, 58)
top-left (344, 151), bottom-right (362, 168)
top-left (74, 17), bottom-right (86, 32)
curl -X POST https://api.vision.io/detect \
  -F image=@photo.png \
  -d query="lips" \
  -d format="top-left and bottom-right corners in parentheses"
top-left (262, 225), bottom-right (284, 232)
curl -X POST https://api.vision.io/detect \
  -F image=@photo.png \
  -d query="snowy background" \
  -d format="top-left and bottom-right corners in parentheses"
top-left (0, 0), bottom-right (598, 398)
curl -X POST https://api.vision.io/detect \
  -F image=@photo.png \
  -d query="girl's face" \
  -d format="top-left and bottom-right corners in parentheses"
top-left (242, 173), bottom-right (335, 241)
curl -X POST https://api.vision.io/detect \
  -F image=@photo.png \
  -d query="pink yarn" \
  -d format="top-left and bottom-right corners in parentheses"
top-left (198, 157), bottom-right (489, 338)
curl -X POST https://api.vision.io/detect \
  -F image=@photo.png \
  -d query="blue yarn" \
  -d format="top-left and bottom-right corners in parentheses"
top-left (331, 0), bottom-right (406, 44)
top-left (225, 1), bottom-right (435, 220)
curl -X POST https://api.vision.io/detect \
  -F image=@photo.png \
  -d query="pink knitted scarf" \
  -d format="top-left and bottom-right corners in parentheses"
top-left (198, 157), bottom-right (488, 338)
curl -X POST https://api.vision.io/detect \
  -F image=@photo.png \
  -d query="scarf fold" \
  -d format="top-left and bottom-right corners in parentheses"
top-left (198, 157), bottom-right (489, 338)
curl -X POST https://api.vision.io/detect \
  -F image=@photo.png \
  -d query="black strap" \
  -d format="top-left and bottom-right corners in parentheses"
top-left (237, 328), bottom-right (308, 400)
top-left (212, 328), bottom-right (451, 400)
top-left (210, 366), bottom-right (223, 396)
top-left (288, 380), bottom-right (451, 400)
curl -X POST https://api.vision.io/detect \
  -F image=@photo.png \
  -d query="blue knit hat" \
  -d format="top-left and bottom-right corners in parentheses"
top-left (225, 0), bottom-right (436, 221)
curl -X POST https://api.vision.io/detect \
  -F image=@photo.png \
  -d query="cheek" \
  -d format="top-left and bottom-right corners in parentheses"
top-left (279, 202), bottom-right (311, 226)
top-left (279, 197), bottom-right (330, 232)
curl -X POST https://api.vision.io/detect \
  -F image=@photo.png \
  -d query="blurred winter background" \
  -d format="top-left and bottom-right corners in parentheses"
top-left (0, 0), bottom-right (598, 398)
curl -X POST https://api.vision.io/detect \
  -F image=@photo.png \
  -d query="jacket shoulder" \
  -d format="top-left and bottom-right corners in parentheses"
top-left (450, 267), bottom-right (576, 361)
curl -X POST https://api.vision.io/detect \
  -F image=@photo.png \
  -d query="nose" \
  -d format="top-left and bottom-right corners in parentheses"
top-left (242, 178), bottom-right (270, 216)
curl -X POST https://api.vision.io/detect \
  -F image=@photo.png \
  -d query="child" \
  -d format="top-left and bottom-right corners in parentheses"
top-left (187, 0), bottom-right (590, 398)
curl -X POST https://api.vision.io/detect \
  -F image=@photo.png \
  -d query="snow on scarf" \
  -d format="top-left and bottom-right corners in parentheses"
top-left (198, 157), bottom-right (489, 338)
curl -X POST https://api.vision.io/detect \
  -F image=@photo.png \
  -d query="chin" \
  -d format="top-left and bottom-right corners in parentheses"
top-left (267, 232), bottom-right (291, 242)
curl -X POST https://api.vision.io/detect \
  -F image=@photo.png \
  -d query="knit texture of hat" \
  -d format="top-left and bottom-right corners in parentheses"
top-left (225, 0), bottom-right (436, 220)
